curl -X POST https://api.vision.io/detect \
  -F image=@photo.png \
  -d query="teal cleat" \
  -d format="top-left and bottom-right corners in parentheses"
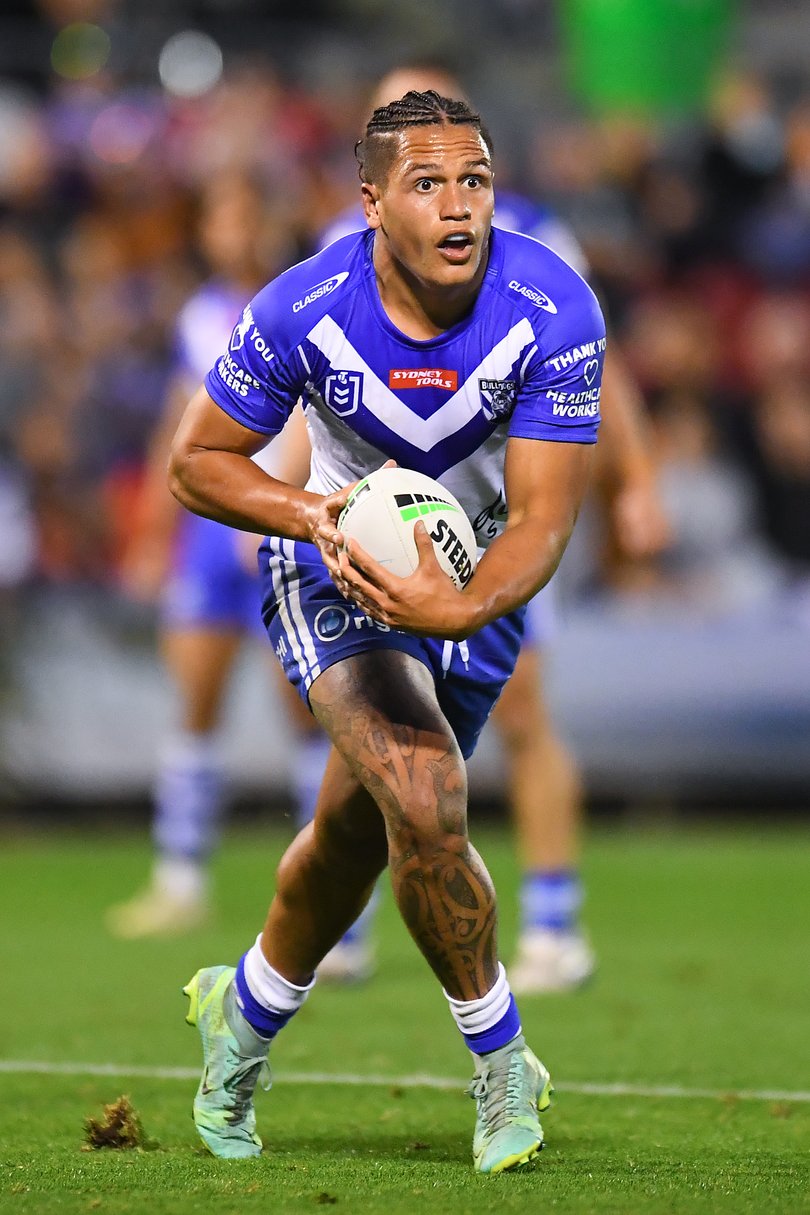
top-left (183, 965), bottom-right (271, 1159)
top-left (468, 1034), bottom-right (552, 1174)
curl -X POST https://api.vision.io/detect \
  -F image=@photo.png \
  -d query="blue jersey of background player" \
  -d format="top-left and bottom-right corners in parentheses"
top-left (107, 173), bottom-right (332, 942)
top-left (204, 223), bottom-right (604, 755)
top-left (164, 280), bottom-right (267, 633)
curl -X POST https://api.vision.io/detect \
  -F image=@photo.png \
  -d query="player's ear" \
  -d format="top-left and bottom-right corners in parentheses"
top-left (361, 183), bottom-right (382, 229)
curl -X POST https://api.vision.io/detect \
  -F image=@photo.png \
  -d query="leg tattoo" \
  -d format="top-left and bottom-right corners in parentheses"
top-left (311, 654), bottom-right (499, 1001)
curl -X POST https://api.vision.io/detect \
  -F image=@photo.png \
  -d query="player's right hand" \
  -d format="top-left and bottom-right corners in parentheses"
top-left (118, 537), bottom-right (172, 603)
top-left (305, 461), bottom-right (397, 587)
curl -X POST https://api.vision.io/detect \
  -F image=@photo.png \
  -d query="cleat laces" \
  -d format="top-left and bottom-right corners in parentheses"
top-left (221, 1055), bottom-right (271, 1125)
top-left (468, 1053), bottom-right (530, 1136)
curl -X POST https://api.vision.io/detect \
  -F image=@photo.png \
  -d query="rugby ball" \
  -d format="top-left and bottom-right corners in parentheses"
top-left (337, 467), bottom-right (477, 588)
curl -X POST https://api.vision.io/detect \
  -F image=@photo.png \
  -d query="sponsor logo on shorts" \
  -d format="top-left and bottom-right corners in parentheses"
top-left (508, 279), bottom-right (557, 314)
top-left (389, 368), bottom-right (458, 391)
top-left (313, 604), bottom-right (390, 640)
top-left (479, 378), bottom-right (517, 422)
top-left (324, 370), bottom-right (363, 417)
top-left (292, 271), bottom-right (349, 313)
top-left (314, 605), bottom-right (351, 641)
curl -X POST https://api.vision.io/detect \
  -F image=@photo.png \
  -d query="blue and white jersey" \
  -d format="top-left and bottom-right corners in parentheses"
top-left (317, 188), bottom-right (589, 278)
top-left (205, 228), bottom-right (605, 553)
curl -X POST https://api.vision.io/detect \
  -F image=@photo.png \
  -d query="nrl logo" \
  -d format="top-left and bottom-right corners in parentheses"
top-left (479, 378), bottom-right (517, 422)
top-left (324, 369), bottom-right (363, 417)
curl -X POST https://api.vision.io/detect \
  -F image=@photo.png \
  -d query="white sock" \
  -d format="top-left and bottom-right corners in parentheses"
top-left (444, 963), bottom-right (521, 1055)
top-left (153, 856), bottom-right (207, 902)
top-left (444, 963), bottom-right (511, 1032)
top-left (242, 934), bottom-right (316, 1013)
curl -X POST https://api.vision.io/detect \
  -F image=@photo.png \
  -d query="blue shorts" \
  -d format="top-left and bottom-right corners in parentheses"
top-left (162, 512), bottom-right (265, 635)
top-left (258, 536), bottom-right (526, 759)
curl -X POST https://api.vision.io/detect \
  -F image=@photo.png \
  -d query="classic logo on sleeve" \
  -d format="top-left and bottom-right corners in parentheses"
top-left (479, 378), bottom-right (517, 422)
top-left (388, 368), bottom-right (458, 391)
top-left (292, 272), bottom-right (350, 314)
top-left (508, 280), bottom-right (557, 314)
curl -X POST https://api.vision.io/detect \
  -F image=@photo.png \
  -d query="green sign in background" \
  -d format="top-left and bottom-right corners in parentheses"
top-left (558, 0), bottom-right (734, 114)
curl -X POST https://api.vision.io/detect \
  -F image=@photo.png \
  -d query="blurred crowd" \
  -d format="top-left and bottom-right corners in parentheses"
top-left (2, 23), bottom-right (810, 625)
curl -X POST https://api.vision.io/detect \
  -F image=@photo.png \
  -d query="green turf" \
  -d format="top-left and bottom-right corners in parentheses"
top-left (1, 820), bottom-right (809, 1213)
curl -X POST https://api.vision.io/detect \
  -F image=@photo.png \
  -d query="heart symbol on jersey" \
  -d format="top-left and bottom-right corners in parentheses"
top-left (583, 359), bottom-right (599, 386)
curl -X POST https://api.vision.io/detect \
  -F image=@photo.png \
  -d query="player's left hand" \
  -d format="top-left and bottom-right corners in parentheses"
top-left (308, 460), bottom-right (397, 575)
top-left (334, 520), bottom-right (474, 640)
top-left (610, 479), bottom-right (672, 559)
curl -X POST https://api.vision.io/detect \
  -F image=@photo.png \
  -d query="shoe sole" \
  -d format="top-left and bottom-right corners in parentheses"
top-left (478, 1073), bottom-right (554, 1175)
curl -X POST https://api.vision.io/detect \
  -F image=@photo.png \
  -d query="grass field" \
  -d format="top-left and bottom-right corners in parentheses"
top-left (1, 818), bottom-right (809, 1214)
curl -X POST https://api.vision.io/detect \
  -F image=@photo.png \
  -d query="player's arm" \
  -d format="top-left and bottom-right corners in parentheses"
top-left (595, 349), bottom-right (671, 558)
top-left (332, 437), bottom-right (592, 641)
top-left (459, 435), bottom-right (593, 624)
top-left (120, 376), bottom-right (192, 600)
top-left (168, 386), bottom-right (345, 542)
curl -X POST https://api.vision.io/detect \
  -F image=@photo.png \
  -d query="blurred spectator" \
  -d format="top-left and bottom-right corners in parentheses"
top-left (591, 294), bottom-right (783, 611)
top-left (0, 7), bottom-right (804, 627)
top-left (738, 377), bottom-right (810, 575)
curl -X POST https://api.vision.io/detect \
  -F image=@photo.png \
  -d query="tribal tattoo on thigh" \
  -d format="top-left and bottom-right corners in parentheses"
top-left (312, 676), bottom-right (499, 999)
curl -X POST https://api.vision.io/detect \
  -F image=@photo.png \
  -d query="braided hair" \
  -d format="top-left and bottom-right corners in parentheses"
top-left (356, 90), bottom-right (493, 185)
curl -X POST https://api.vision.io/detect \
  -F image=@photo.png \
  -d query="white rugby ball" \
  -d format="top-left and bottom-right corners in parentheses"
top-left (337, 467), bottom-right (477, 588)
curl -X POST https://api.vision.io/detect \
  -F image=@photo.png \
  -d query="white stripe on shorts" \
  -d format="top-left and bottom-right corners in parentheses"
top-left (270, 542), bottom-right (311, 686)
top-left (279, 539), bottom-right (321, 686)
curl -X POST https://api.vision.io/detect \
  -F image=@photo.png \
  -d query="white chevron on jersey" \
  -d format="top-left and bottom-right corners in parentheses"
top-left (306, 314), bottom-right (535, 453)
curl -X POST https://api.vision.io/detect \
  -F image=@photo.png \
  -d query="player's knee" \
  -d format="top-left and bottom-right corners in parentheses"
top-left (383, 781), bottom-right (469, 864)
top-left (497, 711), bottom-right (542, 754)
top-left (316, 810), bottom-right (388, 873)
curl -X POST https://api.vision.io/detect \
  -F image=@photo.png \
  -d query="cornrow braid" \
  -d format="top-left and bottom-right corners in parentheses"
top-left (356, 89), bottom-right (493, 185)
top-left (367, 89), bottom-right (481, 135)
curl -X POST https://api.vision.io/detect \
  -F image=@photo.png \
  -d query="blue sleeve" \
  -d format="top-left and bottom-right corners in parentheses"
top-left (204, 294), bottom-right (304, 436)
top-left (509, 284), bottom-right (606, 444)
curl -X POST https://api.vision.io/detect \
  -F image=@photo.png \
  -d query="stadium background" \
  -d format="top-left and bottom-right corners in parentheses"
top-left (1, 0), bottom-right (810, 815)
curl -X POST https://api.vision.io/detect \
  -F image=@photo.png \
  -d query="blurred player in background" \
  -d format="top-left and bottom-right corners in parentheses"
top-left (106, 173), bottom-right (330, 939)
top-left (314, 63), bottom-right (670, 992)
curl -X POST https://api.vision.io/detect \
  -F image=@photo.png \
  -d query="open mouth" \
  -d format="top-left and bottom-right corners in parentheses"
top-left (438, 232), bottom-right (474, 260)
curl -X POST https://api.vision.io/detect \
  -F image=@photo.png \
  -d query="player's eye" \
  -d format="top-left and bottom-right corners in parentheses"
top-left (415, 178), bottom-right (434, 192)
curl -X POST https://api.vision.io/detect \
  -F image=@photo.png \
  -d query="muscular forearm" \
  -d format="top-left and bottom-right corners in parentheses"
top-left (168, 448), bottom-right (321, 540)
top-left (459, 512), bottom-right (576, 636)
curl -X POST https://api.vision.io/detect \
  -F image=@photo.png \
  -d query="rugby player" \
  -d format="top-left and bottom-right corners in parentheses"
top-left (313, 64), bottom-right (670, 991)
top-left (170, 91), bottom-right (604, 1173)
top-left (107, 173), bottom-right (328, 939)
